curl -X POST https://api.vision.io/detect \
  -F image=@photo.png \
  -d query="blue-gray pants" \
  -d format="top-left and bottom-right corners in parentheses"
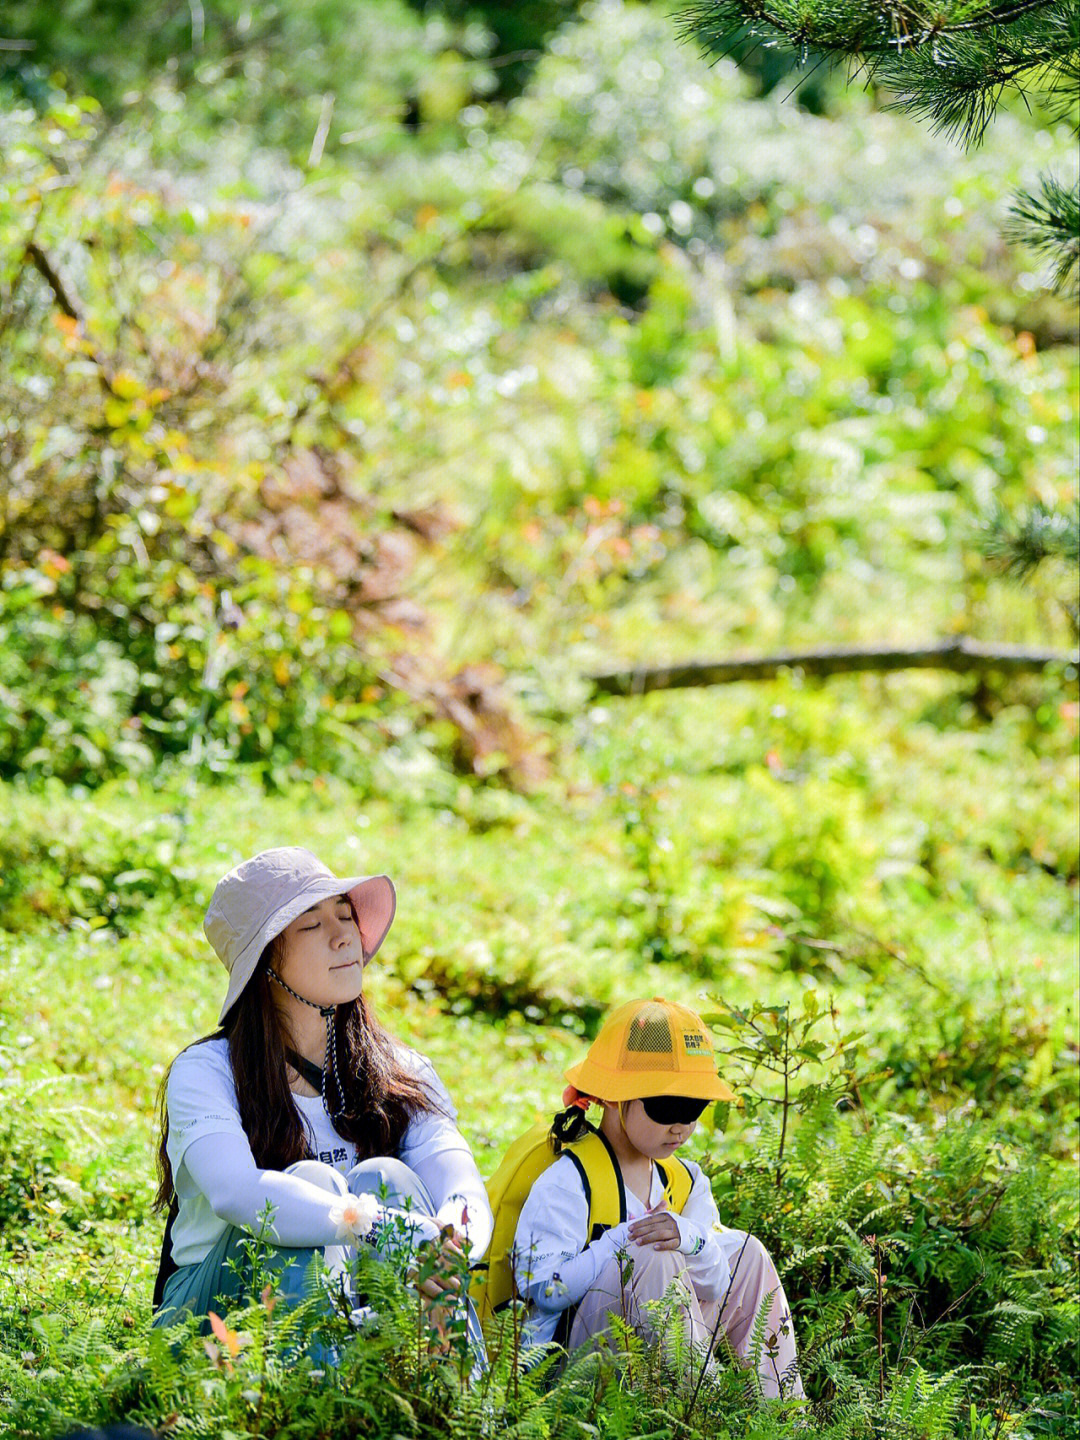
top-left (153, 1157), bottom-right (486, 1368)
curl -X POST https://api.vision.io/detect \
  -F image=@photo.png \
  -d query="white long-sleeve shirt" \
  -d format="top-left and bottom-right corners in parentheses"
top-left (165, 1035), bottom-right (492, 1267)
top-left (513, 1151), bottom-right (734, 1346)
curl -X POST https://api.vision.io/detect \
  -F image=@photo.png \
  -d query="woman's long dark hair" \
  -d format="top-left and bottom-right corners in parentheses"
top-left (154, 942), bottom-right (436, 1210)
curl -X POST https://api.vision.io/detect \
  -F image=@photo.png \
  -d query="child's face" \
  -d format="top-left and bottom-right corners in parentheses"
top-left (618, 1099), bottom-right (698, 1160)
top-left (276, 893), bottom-right (364, 1007)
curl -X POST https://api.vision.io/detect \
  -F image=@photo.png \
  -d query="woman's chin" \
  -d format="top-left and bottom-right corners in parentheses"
top-left (332, 965), bottom-right (364, 1003)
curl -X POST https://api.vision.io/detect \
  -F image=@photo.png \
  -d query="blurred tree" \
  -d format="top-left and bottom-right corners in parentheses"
top-left (679, 1), bottom-right (1079, 631)
top-left (0, 0), bottom-right (485, 160)
top-left (407, 0), bottom-right (583, 96)
top-left (678, 1), bottom-right (1080, 293)
top-left (1, 0), bottom-right (205, 100)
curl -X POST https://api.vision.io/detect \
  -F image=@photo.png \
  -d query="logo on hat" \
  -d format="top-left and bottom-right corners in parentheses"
top-left (682, 1031), bottom-right (707, 1054)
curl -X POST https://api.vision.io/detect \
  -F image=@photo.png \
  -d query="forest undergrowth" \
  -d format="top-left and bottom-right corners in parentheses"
top-left (1, 2), bottom-right (1077, 1436)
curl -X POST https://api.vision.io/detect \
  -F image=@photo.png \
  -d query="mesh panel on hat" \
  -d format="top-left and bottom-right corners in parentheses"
top-left (620, 1004), bottom-right (677, 1071)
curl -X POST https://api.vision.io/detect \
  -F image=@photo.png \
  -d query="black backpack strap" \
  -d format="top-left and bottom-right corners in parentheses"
top-left (562, 1149), bottom-right (593, 1230)
top-left (553, 1304), bottom-right (575, 1348)
top-left (590, 1125), bottom-right (627, 1238)
top-left (675, 1155), bottom-right (695, 1194)
top-left (553, 1125), bottom-right (629, 1344)
top-left (152, 1197), bottom-right (180, 1311)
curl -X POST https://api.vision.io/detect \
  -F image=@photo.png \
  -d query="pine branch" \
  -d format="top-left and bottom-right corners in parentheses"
top-left (678, 2), bottom-right (898, 60)
top-left (679, 2), bottom-right (1078, 146)
top-left (679, 1), bottom-right (1072, 59)
top-left (981, 502), bottom-right (1080, 578)
top-left (874, 18), bottom-right (1079, 146)
top-left (1007, 173), bottom-right (1080, 289)
top-left (679, 1), bottom-right (1078, 288)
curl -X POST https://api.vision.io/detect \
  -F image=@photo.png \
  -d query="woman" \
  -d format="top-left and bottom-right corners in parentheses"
top-left (152, 845), bottom-right (491, 1357)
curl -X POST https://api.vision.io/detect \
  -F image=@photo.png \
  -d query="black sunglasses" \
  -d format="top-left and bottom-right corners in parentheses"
top-left (640, 1095), bottom-right (710, 1126)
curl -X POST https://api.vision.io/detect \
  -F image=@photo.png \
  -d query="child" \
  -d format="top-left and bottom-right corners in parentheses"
top-left (152, 846), bottom-right (492, 1354)
top-left (513, 997), bottom-right (803, 1398)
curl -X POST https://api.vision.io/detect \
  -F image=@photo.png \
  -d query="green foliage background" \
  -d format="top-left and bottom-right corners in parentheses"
top-left (0, 1), bottom-right (1076, 1437)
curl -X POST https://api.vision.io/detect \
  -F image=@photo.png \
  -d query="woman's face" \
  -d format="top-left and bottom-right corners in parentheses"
top-left (618, 1099), bottom-right (698, 1159)
top-left (274, 893), bottom-right (364, 1007)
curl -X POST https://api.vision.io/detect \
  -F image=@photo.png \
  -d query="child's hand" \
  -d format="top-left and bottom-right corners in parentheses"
top-left (627, 1202), bottom-right (681, 1251)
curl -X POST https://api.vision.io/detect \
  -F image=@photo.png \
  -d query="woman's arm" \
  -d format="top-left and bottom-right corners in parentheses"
top-left (182, 1133), bottom-right (442, 1248)
top-left (410, 1141), bottom-right (493, 1256)
top-left (182, 1133), bottom-right (347, 1245)
top-left (519, 1223), bottom-right (634, 1312)
top-left (396, 1054), bottom-right (494, 1258)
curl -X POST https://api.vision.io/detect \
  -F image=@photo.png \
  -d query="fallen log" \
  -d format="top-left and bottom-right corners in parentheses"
top-left (588, 638), bottom-right (1079, 697)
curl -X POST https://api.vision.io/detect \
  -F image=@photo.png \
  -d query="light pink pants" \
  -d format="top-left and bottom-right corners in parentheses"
top-left (567, 1231), bottom-right (803, 1399)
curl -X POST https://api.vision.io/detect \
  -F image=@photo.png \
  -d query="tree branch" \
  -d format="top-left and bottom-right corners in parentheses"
top-left (588, 638), bottom-right (1079, 696)
top-left (682, 1), bottom-right (1065, 56)
top-left (26, 241), bottom-right (79, 320)
top-left (26, 241), bottom-right (116, 390)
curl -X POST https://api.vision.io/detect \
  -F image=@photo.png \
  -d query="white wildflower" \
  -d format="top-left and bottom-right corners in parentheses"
top-left (329, 1191), bottom-right (380, 1240)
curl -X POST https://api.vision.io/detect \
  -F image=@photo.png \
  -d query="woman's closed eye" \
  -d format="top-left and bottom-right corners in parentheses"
top-left (302, 914), bottom-right (354, 932)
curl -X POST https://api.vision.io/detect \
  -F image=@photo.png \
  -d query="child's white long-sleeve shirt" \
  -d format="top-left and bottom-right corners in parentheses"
top-left (513, 1152), bottom-right (732, 1346)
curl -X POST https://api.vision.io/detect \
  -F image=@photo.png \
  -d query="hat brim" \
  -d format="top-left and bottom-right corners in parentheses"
top-left (563, 1057), bottom-right (735, 1104)
top-left (217, 873), bottom-right (396, 1024)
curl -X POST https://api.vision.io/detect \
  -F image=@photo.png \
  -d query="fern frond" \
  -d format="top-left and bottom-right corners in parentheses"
top-left (883, 1361), bottom-right (969, 1440)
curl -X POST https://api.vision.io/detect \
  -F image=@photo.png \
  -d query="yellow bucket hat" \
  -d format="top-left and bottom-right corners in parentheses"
top-left (564, 997), bottom-right (735, 1103)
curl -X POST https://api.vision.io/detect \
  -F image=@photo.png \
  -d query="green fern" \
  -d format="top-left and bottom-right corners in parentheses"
top-left (882, 1361), bottom-right (969, 1439)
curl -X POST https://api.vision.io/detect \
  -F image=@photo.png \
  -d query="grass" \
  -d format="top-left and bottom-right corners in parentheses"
top-left (1, 668), bottom-right (1076, 1436)
top-left (0, 5), bottom-right (1076, 1427)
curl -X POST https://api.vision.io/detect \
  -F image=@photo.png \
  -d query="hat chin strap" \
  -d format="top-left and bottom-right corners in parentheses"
top-left (267, 968), bottom-right (347, 1121)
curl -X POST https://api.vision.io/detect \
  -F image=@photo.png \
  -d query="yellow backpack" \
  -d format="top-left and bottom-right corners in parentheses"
top-left (472, 1108), bottom-right (694, 1330)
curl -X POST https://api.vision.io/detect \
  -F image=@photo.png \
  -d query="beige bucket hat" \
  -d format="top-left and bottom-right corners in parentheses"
top-left (204, 846), bottom-right (396, 1023)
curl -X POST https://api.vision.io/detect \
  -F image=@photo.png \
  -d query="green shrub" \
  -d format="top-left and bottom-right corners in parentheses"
top-left (0, 1074), bottom-right (67, 1232)
top-left (1, 0), bottom-right (491, 161)
top-left (0, 794), bottom-right (200, 930)
top-left (707, 1103), bottom-right (1079, 1421)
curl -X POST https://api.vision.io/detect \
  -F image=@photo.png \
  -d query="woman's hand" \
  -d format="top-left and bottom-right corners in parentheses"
top-left (411, 1225), bottom-right (466, 1301)
top-left (410, 1226), bottom-right (467, 1354)
top-left (627, 1202), bottom-right (681, 1251)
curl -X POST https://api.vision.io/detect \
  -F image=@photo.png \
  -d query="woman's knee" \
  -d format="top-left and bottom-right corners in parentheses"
top-left (347, 1156), bottom-right (432, 1211)
top-left (632, 1246), bottom-right (690, 1281)
top-left (284, 1159), bottom-right (350, 1197)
